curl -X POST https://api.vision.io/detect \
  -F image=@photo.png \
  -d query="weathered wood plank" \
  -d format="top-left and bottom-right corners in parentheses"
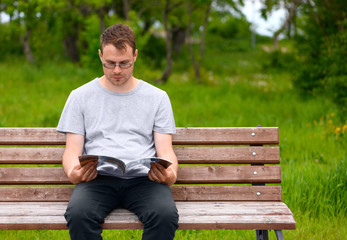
top-left (0, 127), bottom-right (279, 145)
top-left (0, 128), bottom-right (66, 145)
top-left (0, 167), bottom-right (70, 184)
top-left (0, 202), bottom-right (296, 230)
top-left (0, 186), bottom-right (282, 202)
top-left (173, 186), bottom-right (282, 201)
top-left (174, 127), bottom-right (279, 145)
top-left (0, 202), bottom-right (293, 216)
top-left (0, 166), bottom-right (281, 184)
top-left (178, 166), bottom-right (281, 184)
top-left (0, 146), bottom-right (280, 164)
top-left (175, 146), bottom-right (280, 164)
top-left (0, 147), bottom-right (64, 164)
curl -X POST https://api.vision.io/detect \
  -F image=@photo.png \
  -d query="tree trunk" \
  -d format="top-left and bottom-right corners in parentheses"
top-left (98, 7), bottom-right (106, 33)
top-left (23, 28), bottom-right (35, 63)
top-left (172, 27), bottom-right (186, 53)
top-left (159, 0), bottom-right (173, 83)
top-left (123, 0), bottom-right (130, 21)
top-left (64, 30), bottom-right (80, 63)
top-left (273, 0), bottom-right (300, 50)
top-left (186, 0), bottom-right (212, 83)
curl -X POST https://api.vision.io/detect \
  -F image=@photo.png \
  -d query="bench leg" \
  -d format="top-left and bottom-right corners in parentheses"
top-left (275, 230), bottom-right (284, 240)
top-left (256, 230), bottom-right (268, 240)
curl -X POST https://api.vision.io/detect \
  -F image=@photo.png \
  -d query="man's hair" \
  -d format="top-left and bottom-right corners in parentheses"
top-left (100, 24), bottom-right (136, 55)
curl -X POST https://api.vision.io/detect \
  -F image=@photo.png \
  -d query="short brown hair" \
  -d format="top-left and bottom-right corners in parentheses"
top-left (100, 24), bottom-right (136, 55)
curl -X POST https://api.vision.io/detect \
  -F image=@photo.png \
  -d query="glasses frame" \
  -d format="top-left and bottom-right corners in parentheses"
top-left (102, 60), bottom-right (134, 70)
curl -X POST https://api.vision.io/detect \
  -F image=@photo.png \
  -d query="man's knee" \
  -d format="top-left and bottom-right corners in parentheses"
top-left (65, 203), bottom-right (104, 226)
top-left (144, 203), bottom-right (179, 227)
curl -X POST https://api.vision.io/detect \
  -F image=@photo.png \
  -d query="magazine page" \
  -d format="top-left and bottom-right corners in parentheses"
top-left (79, 155), bottom-right (98, 166)
top-left (125, 157), bottom-right (172, 172)
top-left (79, 155), bottom-right (172, 177)
top-left (79, 155), bottom-right (126, 174)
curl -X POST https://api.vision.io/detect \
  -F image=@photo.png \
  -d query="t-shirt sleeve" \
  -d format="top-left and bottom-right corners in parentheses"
top-left (153, 93), bottom-right (176, 134)
top-left (56, 91), bottom-right (85, 135)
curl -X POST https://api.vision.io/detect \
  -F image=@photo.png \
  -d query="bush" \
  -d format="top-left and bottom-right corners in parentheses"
top-left (0, 22), bottom-right (24, 59)
top-left (208, 15), bottom-right (251, 40)
top-left (262, 50), bottom-right (298, 71)
top-left (140, 34), bottom-right (166, 69)
top-left (293, 7), bottom-right (347, 118)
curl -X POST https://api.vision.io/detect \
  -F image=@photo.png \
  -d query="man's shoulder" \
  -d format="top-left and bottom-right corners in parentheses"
top-left (139, 80), bottom-right (167, 97)
top-left (71, 78), bottom-right (98, 96)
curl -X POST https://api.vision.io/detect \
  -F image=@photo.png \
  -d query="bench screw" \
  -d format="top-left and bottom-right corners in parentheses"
top-left (257, 192), bottom-right (261, 196)
top-left (251, 132), bottom-right (255, 136)
top-left (252, 152), bottom-right (256, 156)
top-left (253, 171), bottom-right (258, 175)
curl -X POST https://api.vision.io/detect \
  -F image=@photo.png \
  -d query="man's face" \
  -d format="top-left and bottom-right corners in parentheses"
top-left (99, 44), bottom-right (137, 89)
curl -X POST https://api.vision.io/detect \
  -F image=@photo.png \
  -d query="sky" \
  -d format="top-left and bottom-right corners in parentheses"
top-left (0, 1), bottom-right (285, 37)
top-left (240, 0), bottom-right (287, 36)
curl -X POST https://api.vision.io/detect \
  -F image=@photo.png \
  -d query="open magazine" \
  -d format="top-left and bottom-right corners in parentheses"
top-left (79, 155), bottom-right (172, 177)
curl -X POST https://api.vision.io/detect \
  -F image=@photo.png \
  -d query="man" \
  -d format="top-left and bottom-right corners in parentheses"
top-left (57, 24), bottom-right (179, 240)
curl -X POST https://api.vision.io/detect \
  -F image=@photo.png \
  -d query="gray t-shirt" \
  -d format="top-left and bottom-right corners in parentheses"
top-left (57, 78), bottom-right (176, 178)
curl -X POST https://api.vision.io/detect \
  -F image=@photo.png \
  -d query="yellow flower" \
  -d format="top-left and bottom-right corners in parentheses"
top-left (342, 125), bottom-right (347, 133)
top-left (335, 127), bottom-right (341, 135)
top-left (331, 113), bottom-right (335, 117)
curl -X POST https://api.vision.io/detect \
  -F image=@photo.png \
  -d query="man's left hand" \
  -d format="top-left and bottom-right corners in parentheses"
top-left (148, 162), bottom-right (177, 186)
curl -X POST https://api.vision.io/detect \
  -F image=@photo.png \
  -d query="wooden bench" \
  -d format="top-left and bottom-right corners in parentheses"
top-left (0, 127), bottom-right (295, 239)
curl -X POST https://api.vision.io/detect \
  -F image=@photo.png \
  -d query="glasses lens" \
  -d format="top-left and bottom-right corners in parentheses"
top-left (103, 63), bottom-right (114, 69)
top-left (119, 63), bottom-right (132, 69)
top-left (103, 62), bottom-right (133, 69)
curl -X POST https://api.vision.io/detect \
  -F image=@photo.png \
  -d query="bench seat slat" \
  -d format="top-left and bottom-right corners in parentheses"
top-left (0, 202), bottom-right (295, 230)
top-left (0, 166), bottom-right (281, 184)
top-left (0, 202), bottom-right (293, 216)
top-left (0, 146), bottom-right (280, 164)
top-left (0, 127), bottom-right (279, 145)
top-left (0, 186), bottom-right (282, 202)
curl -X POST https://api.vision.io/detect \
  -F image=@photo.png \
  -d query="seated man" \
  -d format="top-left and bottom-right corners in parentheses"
top-left (57, 23), bottom-right (179, 240)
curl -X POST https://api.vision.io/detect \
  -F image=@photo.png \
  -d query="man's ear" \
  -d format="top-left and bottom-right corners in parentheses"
top-left (133, 49), bottom-right (138, 62)
top-left (98, 49), bottom-right (103, 61)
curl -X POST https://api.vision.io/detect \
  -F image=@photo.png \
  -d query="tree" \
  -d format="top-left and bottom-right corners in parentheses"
top-left (2, 0), bottom-right (42, 62)
top-left (186, 0), bottom-right (212, 83)
top-left (293, 0), bottom-right (347, 117)
top-left (158, 0), bottom-right (185, 83)
top-left (260, 0), bottom-right (301, 49)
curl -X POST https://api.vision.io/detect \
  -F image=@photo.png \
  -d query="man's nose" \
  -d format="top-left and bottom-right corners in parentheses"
top-left (113, 65), bottom-right (122, 73)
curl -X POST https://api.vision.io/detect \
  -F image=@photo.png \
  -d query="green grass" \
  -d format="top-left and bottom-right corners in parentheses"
top-left (0, 38), bottom-right (346, 239)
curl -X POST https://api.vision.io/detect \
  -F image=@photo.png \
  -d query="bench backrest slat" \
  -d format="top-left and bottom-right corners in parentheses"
top-left (0, 166), bottom-right (281, 184)
top-left (0, 146), bottom-right (280, 164)
top-left (0, 186), bottom-right (282, 202)
top-left (0, 127), bottom-right (279, 145)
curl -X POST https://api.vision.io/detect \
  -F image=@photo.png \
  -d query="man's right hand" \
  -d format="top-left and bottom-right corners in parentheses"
top-left (62, 132), bottom-right (98, 185)
top-left (68, 161), bottom-right (98, 184)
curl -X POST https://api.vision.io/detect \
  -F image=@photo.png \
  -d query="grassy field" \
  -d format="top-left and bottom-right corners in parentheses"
top-left (0, 38), bottom-right (346, 239)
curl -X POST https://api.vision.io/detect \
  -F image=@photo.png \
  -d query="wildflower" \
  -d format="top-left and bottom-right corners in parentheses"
top-left (342, 125), bottom-right (347, 134)
top-left (335, 127), bottom-right (341, 135)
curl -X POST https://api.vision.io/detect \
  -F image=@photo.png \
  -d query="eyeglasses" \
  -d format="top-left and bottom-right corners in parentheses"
top-left (102, 61), bottom-right (133, 69)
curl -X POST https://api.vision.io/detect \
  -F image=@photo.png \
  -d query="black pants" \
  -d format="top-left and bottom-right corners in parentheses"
top-left (65, 175), bottom-right (179, 240)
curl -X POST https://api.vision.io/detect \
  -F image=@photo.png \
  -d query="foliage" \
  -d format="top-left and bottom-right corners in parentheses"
top-left (293, 0), bottom-right (347, 118)
top-left (141, 33), bottom-right (166, 69)
top-left (0, 22), bottom-right (23, 58)
top-left (208, 14), bottom-right (251, 39)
